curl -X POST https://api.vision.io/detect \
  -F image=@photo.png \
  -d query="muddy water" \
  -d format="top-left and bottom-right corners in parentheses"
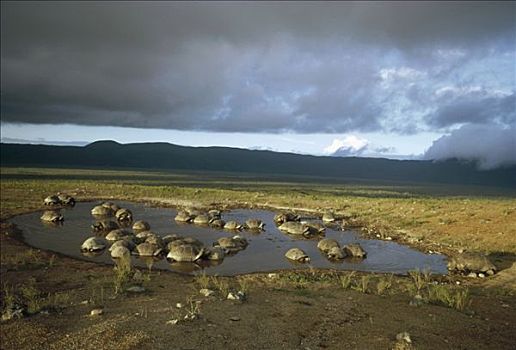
top-left (10, 201), bottom-right (447, 275)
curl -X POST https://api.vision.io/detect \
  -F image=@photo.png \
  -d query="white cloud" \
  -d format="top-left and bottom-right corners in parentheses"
top-left (379, 67), bottom-right (425, 82)
top-left (324, 135), bottom-right (369, 155)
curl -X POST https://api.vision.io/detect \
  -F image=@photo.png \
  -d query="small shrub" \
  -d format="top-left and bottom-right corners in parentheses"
top-left (50, 292), bottom-right (71, 309)
top-left (428, 284), bottom-right (472, 311)
top-left (376, 274), bottom-right (394, 295)
top-left (453, 288), bottom-right (472, 311)
top-left (48, 254), bottom-right (56, 268)
top-left (408, 270), bottom-right (428, 296)
top-left (19, 279), bottom-right (42, 314)
top-left (194, 271), bottom-right (210, 290)
top-left (1, 283), bottom-right (17, 313)
top-left (339, 271), bottom-right (356, 289)
top-left (237, 276), bottom-right (250, 294)
top-left (184, 296), bottom-right (201, 320)
top-left (352, 275), bottom-right (371, 294)
top-left (89, 283), bottom-right (106, 307)
top-left (210, 276), bottom-right (230, 297)
top-left (113, 254), bottom-right (132, 294)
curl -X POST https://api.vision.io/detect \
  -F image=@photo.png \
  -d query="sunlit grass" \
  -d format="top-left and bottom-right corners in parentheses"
top-left (1, 166), bottom-right (515, 255)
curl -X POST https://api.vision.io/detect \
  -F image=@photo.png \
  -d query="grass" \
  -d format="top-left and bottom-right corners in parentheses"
top-left (2, 166), bottom-right (515, 255)
top-left (184, 296), bottom-right (201, 320)
top-left (339, 271), bottom-right (356, 289)
top-left (0, 249), bottom-right (47, 270)
top-left (1, 279), bottom-right (72, 317)
top-left (236, 276), bottom-right (251, 294)
top-left (427, 284), bottom-right (472, 311)
top-left (113, 254), bottom-right (133, 295)
top-left (407, 270), bottom-right (431, 296)
top-left (1, 283), bottom-right (17, 315)
top-left (0, 166), bottom-right (513, 317)
top-left (376, 274), bottom-right (394, 295)
top-left (194, 271), bottom-right (210, 290)
top-left (19, 279), bottom-right (42, 314)
top-left (210, 276), bottom-right (230, 298)
top-left (352, 275), bottom-right (371, 294)
top-left (89, 282), bottom-right (106, 307)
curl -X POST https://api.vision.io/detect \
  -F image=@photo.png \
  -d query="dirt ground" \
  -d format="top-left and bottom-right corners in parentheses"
top-left (1, 229), bottom-right (515, 350)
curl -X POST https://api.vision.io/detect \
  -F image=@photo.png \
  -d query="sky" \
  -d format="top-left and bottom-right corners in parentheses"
top-left (1, 1), bottom-right (515, 168)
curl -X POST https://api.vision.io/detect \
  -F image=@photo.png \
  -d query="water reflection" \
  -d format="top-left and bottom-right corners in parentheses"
top-left (10, 201), bottom-right (448, 276)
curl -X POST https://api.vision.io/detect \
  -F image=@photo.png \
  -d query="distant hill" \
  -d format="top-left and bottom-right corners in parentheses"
top-left (1, 141), bottom-right (515, 188)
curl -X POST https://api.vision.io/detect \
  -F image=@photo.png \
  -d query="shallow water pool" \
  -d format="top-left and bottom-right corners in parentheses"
top-left (10, 201), bottom-right (447, 275)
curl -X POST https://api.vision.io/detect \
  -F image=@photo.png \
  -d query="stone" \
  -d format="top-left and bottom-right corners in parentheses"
top-left (229, 316), bottom-right (241, 321)
top-left (478, 273), bottom-right (486, 278)
top-left (200, 288), bottom-right (215, 297)
top-left (1, 307), bottom-right (24, 322)
top-left (126, 285), bottom-right (146, 293)
top-left (90, 308), bottom-right (103, 316)
top-left (486, 269), bottom-right (495, 276)
top-left (467, 272), bottom-right (477, 278)
top-left (396, 332), bottom-right (412, 344)
top-left (409, 294), bottom-right (424, 307)
top-left (176, 303), bottom-right (183, 309)
top-left (227, 291), bottom-right (246, 301)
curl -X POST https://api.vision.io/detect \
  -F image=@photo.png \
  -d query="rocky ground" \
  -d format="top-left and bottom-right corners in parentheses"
top-left (1, 230), bottom-right (515, 350)
top-left (1, 170), bottom-right (515, 349)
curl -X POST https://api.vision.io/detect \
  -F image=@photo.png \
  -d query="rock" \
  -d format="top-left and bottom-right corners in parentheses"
top-left (396, 332), bottom-right (412, 343)
top-left (200, 288), bottom-right (215, 297)
top-left (1, 307), bottom-right (24, 322)
top-left (176, 302), bottom-right (183, 308)
top-left (409, 294), bottom-right (424, 307)
top-left (229, 316), bottom-right (241, 321)
top-left (184, 314), bottom-right (194, 320)
top-left (90, 308), bottom-right (103, 316)
top-left (486, 269), bottom-right (495, 276)
top-left (126, 285), bottom-right (146, 293)
top-left (267, 273), bottom-right (278, 279)
top-left (478, 273), bottom-right (486, 278)
top-left (404, 231), bottom-right (424, 243)
top-left (227, 291), bottom-right (246, 301)
top-left (467, 272), bottom-right (477, 278)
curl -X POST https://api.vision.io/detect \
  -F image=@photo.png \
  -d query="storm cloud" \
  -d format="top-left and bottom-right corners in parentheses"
top-left (1, 1), bottom-right (515, 134)
top-left (424, 124), bottom-right (516, 169)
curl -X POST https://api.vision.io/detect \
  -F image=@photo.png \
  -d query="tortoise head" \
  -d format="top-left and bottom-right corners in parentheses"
top-left (194, 248), bottom-right (205, 261)
top-left (302, 225), bottom-right (312, 237)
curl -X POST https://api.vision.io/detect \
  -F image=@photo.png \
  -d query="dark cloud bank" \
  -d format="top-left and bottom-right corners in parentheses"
top-left (1, 1), bottom-right (515, 167)
top-left (423, 124), bottom-right (516, 170)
